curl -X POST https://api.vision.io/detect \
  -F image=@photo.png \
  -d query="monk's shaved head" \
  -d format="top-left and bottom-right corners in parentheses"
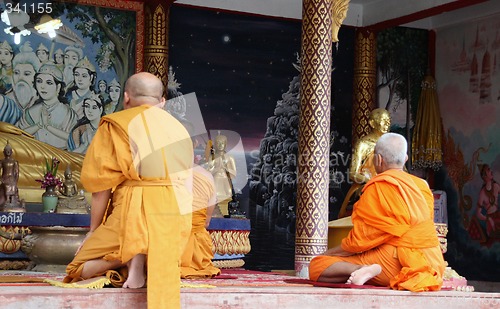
top-left (124, 72), bottom-right (164, 108)
top-left (374, 133), bottom-right (407, 167)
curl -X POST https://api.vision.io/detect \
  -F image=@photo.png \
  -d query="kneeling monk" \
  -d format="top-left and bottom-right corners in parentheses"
top-left (63, 72), bottom-right (193, 308)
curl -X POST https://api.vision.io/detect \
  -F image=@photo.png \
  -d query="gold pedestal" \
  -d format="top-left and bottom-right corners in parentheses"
top-left (327, 216), bottom-right (353, 248)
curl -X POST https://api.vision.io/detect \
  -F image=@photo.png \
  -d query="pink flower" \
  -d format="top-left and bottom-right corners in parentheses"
top-left (194, 155), bottom-right (203, 164)
top-left (36, 158), bottom-right (62, 189)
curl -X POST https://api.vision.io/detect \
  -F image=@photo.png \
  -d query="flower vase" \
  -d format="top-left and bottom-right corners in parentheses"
top-left (42, 186), bottom-right (59, 213)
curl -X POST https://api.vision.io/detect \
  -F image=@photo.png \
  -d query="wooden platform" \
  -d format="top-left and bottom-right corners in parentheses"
top-left (0, 271), bottom-right (499, 309)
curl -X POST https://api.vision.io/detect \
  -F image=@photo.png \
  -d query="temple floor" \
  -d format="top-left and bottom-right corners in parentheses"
top-left (0, 269), bottom-right (499, 309)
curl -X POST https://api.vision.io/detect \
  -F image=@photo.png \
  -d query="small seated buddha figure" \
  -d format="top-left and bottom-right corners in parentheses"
top-left (57, 165), bottom-right (89, 214)
top-left (338, 108), bottom-right (391, 218)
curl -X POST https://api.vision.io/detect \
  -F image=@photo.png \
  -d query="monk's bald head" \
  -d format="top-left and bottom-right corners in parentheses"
top-left (124, 72), bottom-right (164, 108)
top-left (374, 133), bottom-right (407, 168)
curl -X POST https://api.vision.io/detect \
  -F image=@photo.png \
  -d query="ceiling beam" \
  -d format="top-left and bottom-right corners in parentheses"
top-left (365, 0), bottom-right (488, 31)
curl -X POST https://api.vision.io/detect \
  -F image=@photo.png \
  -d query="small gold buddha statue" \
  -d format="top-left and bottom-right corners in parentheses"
top-left (57, 165), bottom-right (89, 214)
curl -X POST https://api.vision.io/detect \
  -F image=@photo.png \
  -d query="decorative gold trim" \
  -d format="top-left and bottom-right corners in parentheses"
top-left (44, 277), bottom-right (111, 289)
top-left (331, 0), bottom-right (351, 43)
top-left (212, 259), bottom-right (245, 269)
top-left (352, 29), bottom-right (377, 144)
top-left (209, 230), bottom-right (251, 255)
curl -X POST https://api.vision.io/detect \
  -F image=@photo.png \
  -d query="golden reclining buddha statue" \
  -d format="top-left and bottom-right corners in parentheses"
top-left (0, 121), bottom-right (84, 202)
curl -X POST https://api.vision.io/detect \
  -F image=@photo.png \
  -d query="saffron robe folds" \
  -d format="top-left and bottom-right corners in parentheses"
top-left (180, 167), bottom-right (221, 278)
top-left (64, 105), bottom-right (193, 308)
top-left (310, 169), bottom-right (445, 292)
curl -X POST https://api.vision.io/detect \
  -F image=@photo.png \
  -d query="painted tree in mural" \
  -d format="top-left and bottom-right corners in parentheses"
top-left (249, 55), bottom-right (347, 232)
top-left (377, 27), bottom-right (428, 122)
top-left (249, 69), bottom-right (300, 233)
top-left (52, 3), bottom-right (136, 90)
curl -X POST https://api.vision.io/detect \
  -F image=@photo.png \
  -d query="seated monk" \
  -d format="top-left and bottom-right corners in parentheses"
top-left (339, 108), bottom-right (391, 218)
top-left (180, 165), bottom-right (221, 278)
top-left (0, 121), bottom-right (84, 189)
top-left (180, 119), bottom-right (220, 278)
top-left (309, 133), bottom-right (446, 292)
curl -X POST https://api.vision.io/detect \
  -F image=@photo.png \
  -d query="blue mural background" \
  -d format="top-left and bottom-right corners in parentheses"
top-left (169, 4), bottom-right (355, 271)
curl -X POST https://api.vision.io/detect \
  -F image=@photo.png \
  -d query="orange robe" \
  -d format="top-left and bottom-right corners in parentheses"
top-left (310, 169), bottom-right (445, 292)
top-left (64, 105), bottom-right (193, 308)
top-left (181, 167), bottom-right (221, 278)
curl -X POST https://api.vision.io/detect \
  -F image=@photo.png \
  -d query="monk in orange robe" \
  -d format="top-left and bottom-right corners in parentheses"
top-left (63, 72), bottom-right (193, 308)
top-left (177, 120), bottom-right (220, 278)
top-left (309, 132), bottom-right (445, 292)
top-left (180, 165), bottom-right (221, 278)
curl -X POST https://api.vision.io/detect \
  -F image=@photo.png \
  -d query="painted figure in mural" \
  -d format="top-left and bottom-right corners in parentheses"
top-left (18, 63), bottom-right (78, 149)
top-left (309, 133), bottom-right (446, 292)
top-left (104, 78), bottom-right (121, 115)
top-left (0, 42), bottom-right (42, 124)
top-left (53, 48), bottom-right (65, 71)
top-left (67, 93), bottom-right (104, 154)
top-left (63, 45), bottom-right (84, 91)
top-left (36, 43), bottom-right (50, 64)
top-left (164, 66), bottom-right (188, 120)
top-left (260, 153), bottom-right (274, 187)
top-left (63, 72), bottom-right (193, 308)
top-left (166, 84), bottom-right (187, 120)
top-left (68, 57), bottom-right (97, 119)
top-left (0, 87), bottom-right (21, 125)
top-left (0, 40), bottom-right (14, 94)
top-left (476, 164), bottom-right (500, 238)
top-left (0, 142), bottom-right (20, 209)
top-left (97, 79), bottom-right (109, 103)
top-left (5, 42), bottom-right (42, 120)
top-left (206, 133), bottom-right (237, 215)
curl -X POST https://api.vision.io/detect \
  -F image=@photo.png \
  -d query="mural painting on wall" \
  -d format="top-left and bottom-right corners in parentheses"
top-left (168, 4), bottom-right (355, 270)
top-left (436, 14), bottom-right (500, 280)
top-left (377, 27), bottom-right (428, 142)
top-left (0, 0), bottom-right (142, 154)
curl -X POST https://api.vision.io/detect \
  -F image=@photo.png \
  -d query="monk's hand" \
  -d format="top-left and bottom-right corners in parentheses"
top-left (323, 245), bottom-right (354, 257)
top-left (75, 231), bottom-right (93, 255)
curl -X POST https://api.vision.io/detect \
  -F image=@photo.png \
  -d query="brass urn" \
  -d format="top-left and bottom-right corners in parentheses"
top-left (21, 226), bottom-right (88, 272)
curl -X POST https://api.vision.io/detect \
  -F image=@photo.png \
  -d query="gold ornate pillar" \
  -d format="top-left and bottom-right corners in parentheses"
top-left (144, 0), bottom-right (173, 95)
top-left (352, 29), bottom-right (377, 145)
top-left (296, 0), bottom-right (337, 278)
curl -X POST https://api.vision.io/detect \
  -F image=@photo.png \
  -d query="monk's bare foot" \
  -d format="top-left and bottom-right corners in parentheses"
top-left (123, 254), bottom-right (146, 289)
top-left (346, 264), bottom-right (382, 285)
